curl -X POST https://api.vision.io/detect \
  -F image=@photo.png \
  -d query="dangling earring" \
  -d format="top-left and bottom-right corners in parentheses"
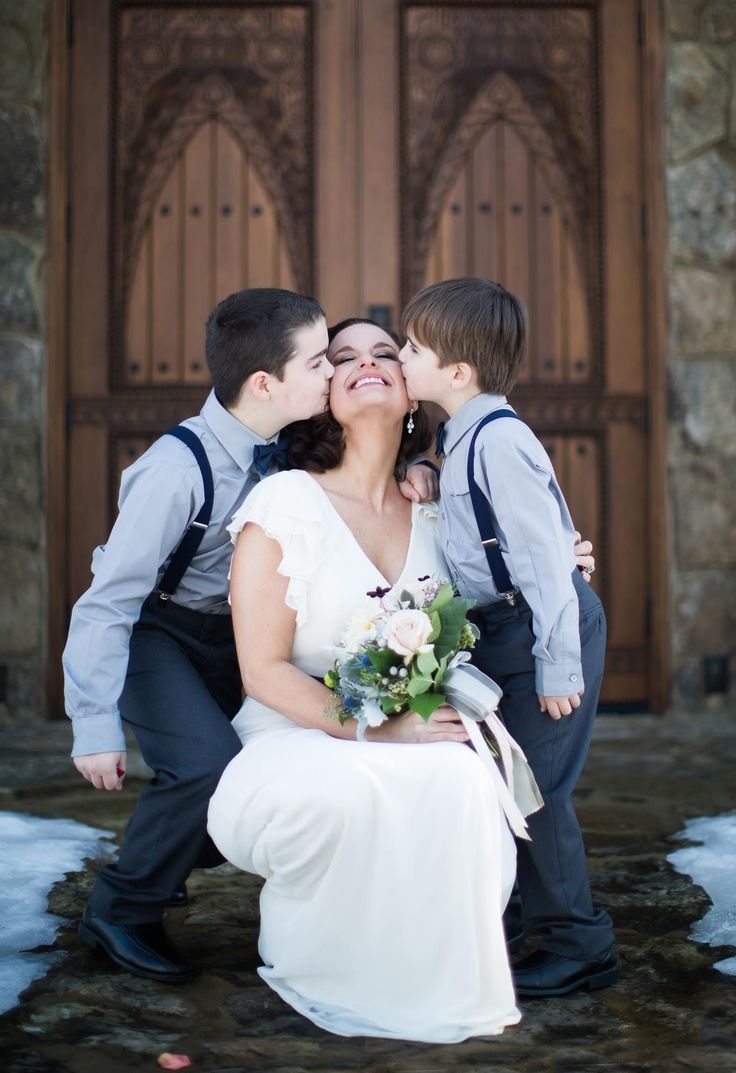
top-left (406, 405), bottom-right (416, 434)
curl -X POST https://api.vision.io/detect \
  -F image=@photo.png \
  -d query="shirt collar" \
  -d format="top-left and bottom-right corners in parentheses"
top-left (201, 390), bottom-right (276, 474)
top-left (443, 393), bottom-right (510, 456)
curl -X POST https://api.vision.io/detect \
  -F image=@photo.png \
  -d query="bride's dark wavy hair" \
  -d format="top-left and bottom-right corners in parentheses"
top-left (286, 318), bottom-right (431, 474)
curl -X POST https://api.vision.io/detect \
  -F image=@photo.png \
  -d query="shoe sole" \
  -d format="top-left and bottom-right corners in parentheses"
top-left (78, 920), bottom-right (197, 983)
top-left (515, 965), bottom-right (618, 998)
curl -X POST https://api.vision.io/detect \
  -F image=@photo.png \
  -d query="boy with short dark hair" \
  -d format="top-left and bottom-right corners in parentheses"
top-left (399, 277), bottom-right (616, 997)
top-left (65, 287), bottom-right (435, 983)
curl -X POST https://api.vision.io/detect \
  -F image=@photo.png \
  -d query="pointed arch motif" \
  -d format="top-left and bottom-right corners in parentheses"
top-left (413, 71), bottom-right (591, 297)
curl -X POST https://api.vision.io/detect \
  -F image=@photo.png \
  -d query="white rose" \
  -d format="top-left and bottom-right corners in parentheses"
top-left (383, 609), bottom-right (434, 661)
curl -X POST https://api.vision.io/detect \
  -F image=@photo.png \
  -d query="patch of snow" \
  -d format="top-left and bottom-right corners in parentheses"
top-left (668, 811), bottom-right (736, 977)
top-left (0, 812), bottom-right (114, 1013)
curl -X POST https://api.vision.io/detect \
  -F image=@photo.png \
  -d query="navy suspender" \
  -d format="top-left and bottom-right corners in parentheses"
top-left (156, 426), bottom-right (214, 601)
top-left (465, 409), bottom-right (524, 601)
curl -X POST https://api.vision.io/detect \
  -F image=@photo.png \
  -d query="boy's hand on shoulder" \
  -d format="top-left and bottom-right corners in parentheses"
top-left (538, 693), bottom-right (583, 720)
top-left (74, 751), bottom-right (127, 791)
top-left (400, 462), bottom-right (439, 503)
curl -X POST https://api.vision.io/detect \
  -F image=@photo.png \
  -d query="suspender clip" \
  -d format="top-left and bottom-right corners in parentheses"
top-left (157, 591), bottom-right (171, 601)
top-left (189, 521), bottom-right (208, 531)
top-left (481, 537), bottom-right (499, 547)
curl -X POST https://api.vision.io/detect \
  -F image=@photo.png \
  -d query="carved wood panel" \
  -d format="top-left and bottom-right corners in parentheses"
top-left (401, 1), bottom-right (648, 705)
top-left (62, 0), bottom-right (657, 709)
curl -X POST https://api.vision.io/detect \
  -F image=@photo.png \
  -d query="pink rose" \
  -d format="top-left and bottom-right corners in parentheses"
top-left (384, 610), bottom-right (434, 661)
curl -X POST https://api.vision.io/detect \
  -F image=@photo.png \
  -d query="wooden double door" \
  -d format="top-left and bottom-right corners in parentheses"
top-left (57, 0), bottom-right (664, 709)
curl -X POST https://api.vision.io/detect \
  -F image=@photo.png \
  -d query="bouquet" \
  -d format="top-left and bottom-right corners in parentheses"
top-left (324, 576), bottom-right (480, 736)
top-left (324, 578), bottom-right (545, 836)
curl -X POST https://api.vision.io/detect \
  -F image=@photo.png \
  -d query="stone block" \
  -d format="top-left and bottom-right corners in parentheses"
top-left (671, 455), bottom-right (736, 564)
top-left (0, 235), bottom-right (40, 332)
top-left (0, 337), bottom-right (42, 421)
top-left (0, 544), bottom-right (42, 653)
top-left (0, 101), bottom-right (44, 235)
top-left (702, 0), bottom-right (736, 42)
top-left (0, 19), bottom-right (35, 98)
top-left (669, 268), bottom-right (736, 353)
top-left (669, 358), bottom-right (736, 456)
top-left (671, 570), bottom-right (736, 671)
top-left (667, 43), bottom-right (729, 162)
top-left (666, 0), bottom-right (705, 39)
top-left (0, 425), bottom-right (42, 549)
top-left (668, 149), bottom-right (736, 267)
top-left (0, 659), bottom-right (43, 723)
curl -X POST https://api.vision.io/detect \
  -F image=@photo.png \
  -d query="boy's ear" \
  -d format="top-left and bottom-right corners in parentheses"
top-left (244, 370), bottom-right (272, 400)
top-left (449, 362), bottom-right (475, 390)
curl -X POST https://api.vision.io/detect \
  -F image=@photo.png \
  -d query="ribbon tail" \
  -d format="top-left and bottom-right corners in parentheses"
top-left (460, 713), bottom-right (531, 841)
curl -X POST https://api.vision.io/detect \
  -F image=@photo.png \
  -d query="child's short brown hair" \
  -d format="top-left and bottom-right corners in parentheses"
top-left (400, 277), bottom-right (528, 395)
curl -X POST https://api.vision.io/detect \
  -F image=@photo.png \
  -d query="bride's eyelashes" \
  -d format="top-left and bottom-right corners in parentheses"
top-left (333, 352), bottom-right (400, 367)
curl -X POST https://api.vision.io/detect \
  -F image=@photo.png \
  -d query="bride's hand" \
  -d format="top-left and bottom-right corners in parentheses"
top-left (367, 705), bottom-right (470, 744)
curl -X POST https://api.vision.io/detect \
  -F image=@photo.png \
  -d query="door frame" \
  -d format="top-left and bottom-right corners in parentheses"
top-left (45, 0), bottom-right (671, 716)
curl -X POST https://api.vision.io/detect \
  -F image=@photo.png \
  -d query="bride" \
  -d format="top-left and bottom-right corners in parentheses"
top-left (207, 318), bottom-right (522, 1043)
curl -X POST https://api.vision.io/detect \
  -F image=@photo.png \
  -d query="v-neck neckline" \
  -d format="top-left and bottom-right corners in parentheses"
top-left (303, 472), bottom-right (417, 589)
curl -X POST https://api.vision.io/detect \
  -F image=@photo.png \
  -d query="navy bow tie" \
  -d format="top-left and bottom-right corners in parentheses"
top-left (251, 438), bottom-right (290, 477)
top-left (434, 422), bottom-right (446, 457)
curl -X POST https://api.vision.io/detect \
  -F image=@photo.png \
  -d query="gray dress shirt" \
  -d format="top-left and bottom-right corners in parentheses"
top-left (439, 393), bottom-right (584, 696)
top-left (63, 390), bottom-right (279, 757)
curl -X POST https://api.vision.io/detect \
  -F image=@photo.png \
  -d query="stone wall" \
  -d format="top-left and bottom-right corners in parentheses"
top-left (665, 0), bottom-right (736, 705)
top-left (0, 0), bottom-right (49, 723)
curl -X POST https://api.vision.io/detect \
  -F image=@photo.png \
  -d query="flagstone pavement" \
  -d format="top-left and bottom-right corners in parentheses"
top-left (1, 706), bottom-right (735, 1073)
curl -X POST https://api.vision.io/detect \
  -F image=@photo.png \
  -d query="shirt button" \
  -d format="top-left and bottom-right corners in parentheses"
top-left (569, 674), bottom-right (578, 683)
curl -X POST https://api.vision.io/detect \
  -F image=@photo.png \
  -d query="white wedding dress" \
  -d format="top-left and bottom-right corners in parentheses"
top-left (207, 470), bottom-right (520, 1043)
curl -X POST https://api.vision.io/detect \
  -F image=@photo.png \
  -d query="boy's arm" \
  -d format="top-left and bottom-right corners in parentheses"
top-left (399, 458), bottom-right (440, 502)
top-left (63, 456), bottom-right (199, 760)
top-left (475, 436), bottom-right (584, 698)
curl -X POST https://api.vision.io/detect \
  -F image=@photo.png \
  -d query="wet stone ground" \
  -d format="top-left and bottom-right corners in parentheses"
top-left (1, 708), bottom-right (735, 1073)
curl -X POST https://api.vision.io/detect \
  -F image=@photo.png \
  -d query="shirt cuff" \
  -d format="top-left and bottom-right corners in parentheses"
top-left (535, 660), bottom-right (585, 698)
top-left (69, 712), bottom-right (127, 757)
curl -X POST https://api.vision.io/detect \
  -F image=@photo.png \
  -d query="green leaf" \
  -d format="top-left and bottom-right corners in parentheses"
top-left (433, 602), bottom-right (470, 659)
top-left (366, 648), bottom-right (397, 674)
top-left (432, 653), bottom-right (450, 685)
top-left (409, 692), bottom-right (446, 720)
top-left (407, 674), bottom-right (433, 697)
top-left (427, 610), bottom-right (441, 644)
top-left (425, 583), bottom-right (454, 614)
top-left (416, 648), bottom-right (439, 676)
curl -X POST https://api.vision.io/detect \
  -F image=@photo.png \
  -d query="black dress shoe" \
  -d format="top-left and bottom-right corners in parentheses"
top-left (79, 908), bottom-right (196, 982)
top-left (513, 947), bottom-right (617, 997)
top-left (164, 885), bottom-right (189, 909)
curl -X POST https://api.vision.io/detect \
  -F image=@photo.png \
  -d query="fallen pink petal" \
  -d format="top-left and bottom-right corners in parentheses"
top-left (157, 1054), bottom-right (192, 1070)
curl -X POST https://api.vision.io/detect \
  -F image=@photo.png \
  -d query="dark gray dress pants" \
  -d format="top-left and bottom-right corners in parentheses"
top-left (88, 598), bottom-right (243, 924)
top-left (470, 570), bottom-right (614, 961)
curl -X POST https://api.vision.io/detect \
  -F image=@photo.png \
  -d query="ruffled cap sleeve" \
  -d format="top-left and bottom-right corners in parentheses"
top-left (227, 471), bottom-right (326, 625)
